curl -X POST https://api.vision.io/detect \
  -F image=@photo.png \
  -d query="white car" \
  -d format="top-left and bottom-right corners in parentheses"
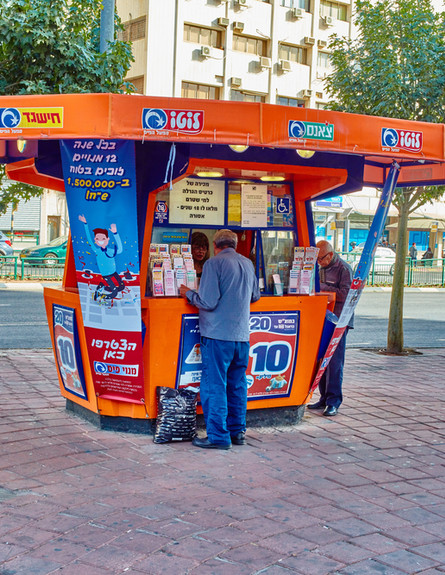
top-left (351, 246), bottom-right (396, 274)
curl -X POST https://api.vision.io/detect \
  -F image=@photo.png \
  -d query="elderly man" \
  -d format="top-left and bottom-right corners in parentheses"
top-left (308, 240), bottom-right (353, 416)
top-left (180, 229), bottom-right (260, 449)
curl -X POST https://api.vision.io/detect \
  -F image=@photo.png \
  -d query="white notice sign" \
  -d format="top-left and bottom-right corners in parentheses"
top-left (169, 179), bottom-right (225, 226)
top-left (241, 184), bottom-right (268, 228)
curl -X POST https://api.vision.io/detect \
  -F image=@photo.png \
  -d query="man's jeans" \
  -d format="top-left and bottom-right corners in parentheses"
top-left (200, 337), bottom-right (249, 445)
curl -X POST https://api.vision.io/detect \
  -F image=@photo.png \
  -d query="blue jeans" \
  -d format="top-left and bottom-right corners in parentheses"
top-left (200, 337), bottom-right (249, 445)
top-left (318, 328), bottom-right (348, 408)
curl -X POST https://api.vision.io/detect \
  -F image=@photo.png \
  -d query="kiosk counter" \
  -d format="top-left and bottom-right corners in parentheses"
top-left (2, 94), bottom-right (445, 430)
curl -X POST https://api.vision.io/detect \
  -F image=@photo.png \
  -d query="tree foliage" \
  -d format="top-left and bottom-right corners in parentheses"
top-left (0, 0), bottom-right (134, 214)
top-left (325, 0), bottom-right (445, 352)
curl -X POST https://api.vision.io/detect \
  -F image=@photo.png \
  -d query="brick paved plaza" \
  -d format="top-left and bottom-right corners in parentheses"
top-left (0, 348), bottom-right (445, 574)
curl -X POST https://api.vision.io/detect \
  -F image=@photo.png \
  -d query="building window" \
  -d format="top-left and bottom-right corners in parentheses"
top-left (281, 0), bottom-right (310, 10)
top-left (317, 51), bottom-right (330, 69)
top-left (232, 34), bottom-right (267, 56)
top-left (122, 16), bottom-right (146, 42)
top-left (182, 82), bottom-right (220, 100)
top-left (277, 96), bottom-right (305, 108)
top-left (320, 1), bottom-right (348, 21)
top-left (183, 24), bottom-right (223, 48)
top-left (231, 90), bottom-right (266, 103)
top-left (127, 76), bottom-right (145, 94)
top-left (278, 44), bottom-right (307, 65)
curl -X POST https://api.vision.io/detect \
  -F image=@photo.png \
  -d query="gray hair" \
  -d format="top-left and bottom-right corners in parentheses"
top-left (214, 229), bottom-right (238, 249)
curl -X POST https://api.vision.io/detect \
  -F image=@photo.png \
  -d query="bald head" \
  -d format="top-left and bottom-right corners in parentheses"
top-left (316, 240), bottom-right (335, 268)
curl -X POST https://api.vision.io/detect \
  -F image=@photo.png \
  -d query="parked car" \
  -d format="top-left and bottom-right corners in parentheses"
top-left (20, 236), bottom-right (68, 266)
top-left (0, 231), bottom-right (14, 257)
top-left (351, 246), bottom-right (396, 274)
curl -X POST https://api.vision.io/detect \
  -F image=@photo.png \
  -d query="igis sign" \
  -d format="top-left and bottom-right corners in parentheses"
top-left (142, 108), bottom-right (204, 134)
top-left (381, 127), bottom-right (423, 153)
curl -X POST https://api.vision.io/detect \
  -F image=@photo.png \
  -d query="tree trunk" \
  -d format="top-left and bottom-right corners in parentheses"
top-left (387, 199), bottom-right (409, 353)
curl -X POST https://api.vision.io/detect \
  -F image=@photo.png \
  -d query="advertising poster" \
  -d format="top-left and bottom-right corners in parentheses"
top-left (177, 311), bottom-right (299, 400)
top-left (60, 139), bottom-right (145, 403)
top-left (310, 163), bottom-right (400, 394)
top-left (53, 304), bottom-right (87, 399)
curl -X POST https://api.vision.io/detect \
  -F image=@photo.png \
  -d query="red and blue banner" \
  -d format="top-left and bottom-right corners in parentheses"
top-left (177, 311), bottom-right (299, 400)
top-left (53, 304), bottom-right (87, 400)
top-left (310, 162), bottom-right (400, 394)
top-left (60, 139), bottom-right (145, 403)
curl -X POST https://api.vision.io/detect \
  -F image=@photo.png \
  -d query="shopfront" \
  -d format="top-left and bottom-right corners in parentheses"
top-left (2, 94), bottom-right (445, 430)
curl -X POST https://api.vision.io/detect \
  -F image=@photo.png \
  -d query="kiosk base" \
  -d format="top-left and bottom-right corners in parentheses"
top-left (66, 399), bottom-right (305, 434)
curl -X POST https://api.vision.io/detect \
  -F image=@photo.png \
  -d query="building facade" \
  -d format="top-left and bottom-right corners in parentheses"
top-left (117, 0), bottom-right (444, 256)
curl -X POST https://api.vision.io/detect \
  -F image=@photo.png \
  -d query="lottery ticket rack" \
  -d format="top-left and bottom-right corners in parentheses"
top-left (1, 93), bottom-right (445, 431)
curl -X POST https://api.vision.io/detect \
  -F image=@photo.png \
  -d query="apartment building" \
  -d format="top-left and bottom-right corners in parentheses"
top-left (117, 0), bottom-right (352, 108)
top-left (116, 0), bottom-right (445, 254)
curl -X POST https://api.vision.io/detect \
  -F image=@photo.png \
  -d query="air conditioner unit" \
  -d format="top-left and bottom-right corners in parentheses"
top-left (279, 59), bottom-right (291, 72)
top-left (291, 7), bottom-right (305, 19)
top-left (231, 77), bottom-right (242, 87)
top-left (322, 15), bottom-right (335, 26)
top-left (301, 89), bottom-right (313, 98)
top-left (318, 39), bottom-right (328, 48)
top-left (316, 71), bottom-right (328, 79)
top-left (217, 17), bottom-right (230, 27)
top-left (303, 36), bottom-right (316, 45)
top-left (200, 45), bottom-right (211, 58)
top-left (233, 21), bottom-right (244, 31)
top-left (236, 0), bottom-right (248, 5)
top-left (259, 56), bottom-right (271, 69)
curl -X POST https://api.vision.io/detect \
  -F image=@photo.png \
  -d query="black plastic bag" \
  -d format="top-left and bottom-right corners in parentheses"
top-left (153, 386), bottom-right (198, 443)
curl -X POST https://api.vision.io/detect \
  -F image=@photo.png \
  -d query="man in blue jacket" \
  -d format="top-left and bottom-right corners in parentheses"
top-left (180, 229), bottom-right (260, 449)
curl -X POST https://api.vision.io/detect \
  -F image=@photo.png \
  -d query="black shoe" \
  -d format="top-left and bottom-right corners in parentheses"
top-left (192, 437), bottom-right (231, 450)
top-left (323, 405), bottom-right (338, 417)
top-left (231, 432), bottom-right (246, 445)
top-left (307, 400), bottom-right (326, 410)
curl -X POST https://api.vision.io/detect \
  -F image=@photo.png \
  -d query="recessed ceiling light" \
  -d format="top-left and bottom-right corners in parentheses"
top-left (297, 149), bottom-right (315, 159)
top-left (229, 145), bottom-right (249, 153)
top-left (260, 175), bottom-right (285, 182)
top-left (196, 170), bottom-right (224, 178)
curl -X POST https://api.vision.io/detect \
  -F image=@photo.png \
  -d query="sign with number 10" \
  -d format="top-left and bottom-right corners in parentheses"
top-left (176, 311), bottom-right (299, 400)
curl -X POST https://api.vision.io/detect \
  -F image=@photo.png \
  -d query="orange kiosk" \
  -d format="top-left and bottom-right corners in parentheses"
top-left (1, 94), bottom-right (445, 432)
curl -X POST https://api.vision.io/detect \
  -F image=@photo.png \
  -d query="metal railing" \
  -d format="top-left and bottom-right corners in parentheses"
top-left (0, 256), bottom-right (65, 281)
top-left (340, 252), bottom-right (445, 287)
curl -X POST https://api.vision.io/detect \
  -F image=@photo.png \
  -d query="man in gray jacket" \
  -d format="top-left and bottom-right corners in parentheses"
top-left (308, 240), bottom-right (353, 416)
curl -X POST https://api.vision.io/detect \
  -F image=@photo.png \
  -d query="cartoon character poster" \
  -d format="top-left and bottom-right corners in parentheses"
top-left (176, 311), bottom-right (299, 399)
top-left (60, 139), bottom-right (145, 403)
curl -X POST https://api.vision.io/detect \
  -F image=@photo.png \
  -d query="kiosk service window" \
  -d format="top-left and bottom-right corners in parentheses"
top-left (148, 177), bottom-right (318, 296)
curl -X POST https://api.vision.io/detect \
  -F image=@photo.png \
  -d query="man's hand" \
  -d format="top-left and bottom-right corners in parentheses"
top-left (110, 224), bottom-right (117, 234)
top-left (78, 214), bottom-right (86, 223)
top-left (179, 284), bottom-right (190, 299)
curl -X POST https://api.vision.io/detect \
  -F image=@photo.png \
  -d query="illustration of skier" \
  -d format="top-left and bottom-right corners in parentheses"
top-left (78, 214), bottom-right (125, 300)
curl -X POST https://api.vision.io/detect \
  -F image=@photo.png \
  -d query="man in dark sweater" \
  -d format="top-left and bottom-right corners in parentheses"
top-left (308, 240), bottom-right (353, 416)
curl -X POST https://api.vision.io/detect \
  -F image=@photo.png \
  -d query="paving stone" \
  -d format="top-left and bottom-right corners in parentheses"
top-left (377, 548), bottom-right (439, 572)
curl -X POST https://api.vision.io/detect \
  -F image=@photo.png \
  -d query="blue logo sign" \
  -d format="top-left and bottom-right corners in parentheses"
top-left (289, 121), bottom-right (306, 139)
top-left (0, 108), bottom-right (21, 128)
top-left (381, 128), bottom-right (398, 148)
top-left (155, 201), bottom-right (169, 224)
top-left (142, 109), bottom-right (168, 130)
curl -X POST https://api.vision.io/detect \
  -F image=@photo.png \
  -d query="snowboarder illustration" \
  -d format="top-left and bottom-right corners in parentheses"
top-left (78, 214), bottom-right (125, 300)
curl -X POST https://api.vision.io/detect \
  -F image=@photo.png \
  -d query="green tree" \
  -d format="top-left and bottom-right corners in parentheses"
top-left (325, 0), bottom-right (445, 353)
top-left (0, 0), bottom-right (133, 215)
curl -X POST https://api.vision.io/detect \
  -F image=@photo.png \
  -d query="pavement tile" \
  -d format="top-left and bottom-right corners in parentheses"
top-left (377, 549), bottom-right (439, 572)
top-left (351, 532), bottom-right (405, 553)
top-left (337, 558), bottom-right (408, 574)
top-left (280, 550), bottom-right (345, 574)
top-left (412, 542), bottom-right (445, 563)
top-left (317, 539), bottom-right (375, 563)
top-left (189, 557), bottom-right (256, 574)
top-left (394, 506), bottom-right (445, 526)
top-left (131, 549), bottom-right (200, 574)
top-left (219, 542), bottom-right (282, 569)
top-left (325, 517), bottom-right (380, 537)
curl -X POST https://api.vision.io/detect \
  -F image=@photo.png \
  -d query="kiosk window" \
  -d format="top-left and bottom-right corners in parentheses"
top-left (228, 183), bottom-right (294, 228)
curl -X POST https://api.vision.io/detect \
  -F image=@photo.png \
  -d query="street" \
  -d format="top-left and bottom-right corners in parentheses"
top-left (0, 287), bottom-right (444, 350)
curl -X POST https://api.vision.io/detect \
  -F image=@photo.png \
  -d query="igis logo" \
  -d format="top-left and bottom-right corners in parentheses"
top-left (142, 108), bottom-right (204, 134)
top-left (381, 128), bottom-right (423, 153)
